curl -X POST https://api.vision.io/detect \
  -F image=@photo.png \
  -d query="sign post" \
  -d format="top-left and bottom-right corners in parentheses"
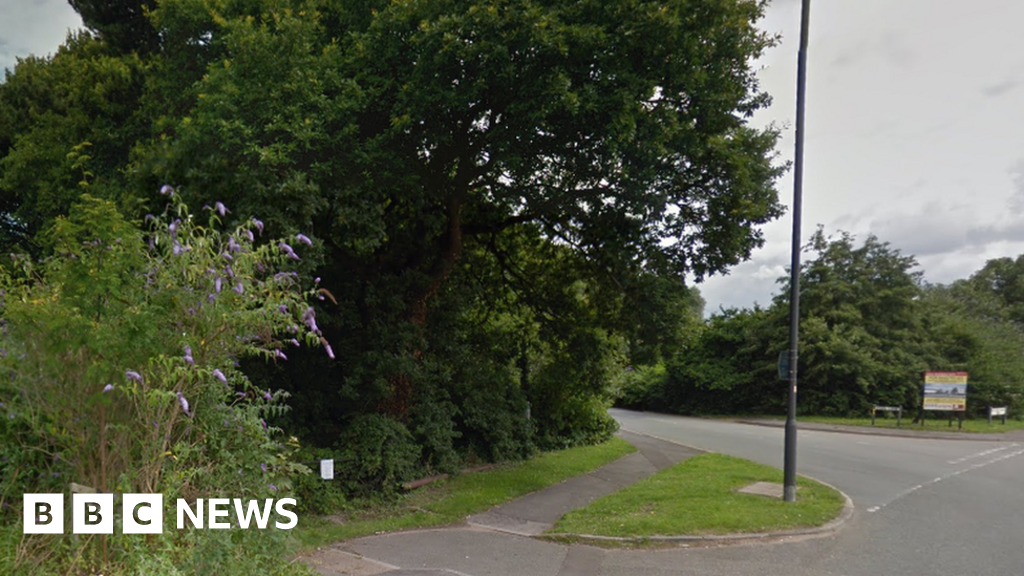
top-left (921, 371), bottom-right (968, 429)
top-left (989, 406), bottom-right (1008, 425)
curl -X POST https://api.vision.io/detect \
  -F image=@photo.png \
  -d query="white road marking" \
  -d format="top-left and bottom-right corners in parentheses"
top-left (868, 446), bottom-right (1024, 513)
top-left (946, 444), bottom-right (1018, 464)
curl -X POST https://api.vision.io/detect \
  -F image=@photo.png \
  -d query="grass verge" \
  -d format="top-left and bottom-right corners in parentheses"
top-left (799, 415), bottom-right (1024, 434)
top-left (550, 453), bottom-right (845, 538)
top-left (294, 436), bottom-right (636, 549)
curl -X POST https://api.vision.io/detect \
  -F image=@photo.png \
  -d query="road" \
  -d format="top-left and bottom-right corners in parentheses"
top-left (609, 408), bottom-right (1024, 575)
top-left (340, 410), bottom-right (1024, 576)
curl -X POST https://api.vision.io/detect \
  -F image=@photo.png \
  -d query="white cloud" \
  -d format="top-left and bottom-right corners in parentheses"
top-left (698, 0), bottom-right (1024, 313)
top-left (0, 0), bottom-right (83, 74)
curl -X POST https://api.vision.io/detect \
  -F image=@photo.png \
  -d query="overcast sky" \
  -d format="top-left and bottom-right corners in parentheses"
top-left (3, 0), bottom-right (1024, 314)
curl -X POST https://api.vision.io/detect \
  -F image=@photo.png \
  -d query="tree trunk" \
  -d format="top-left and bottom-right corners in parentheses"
top-left (380, 193), bottom-right (465, 420)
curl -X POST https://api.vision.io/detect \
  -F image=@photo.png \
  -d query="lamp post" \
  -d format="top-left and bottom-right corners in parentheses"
top-left (784, 0), bottom-right (812, 504)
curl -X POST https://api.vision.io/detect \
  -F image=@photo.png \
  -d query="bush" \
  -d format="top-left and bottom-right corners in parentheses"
top-left (335, 414), bottom-right (421, 497)
top-left (0, 193), bottom-right (327, 574)
top-left (613, 364), bottom-right (669, 410)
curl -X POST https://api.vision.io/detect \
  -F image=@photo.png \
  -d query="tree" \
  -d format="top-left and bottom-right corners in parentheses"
top-left (0, 32), bottom-right (147, 253)
top-left (68, 0), bottom-right (161, 54)
top-left (650, 229), bottom-right (938, 416)
top-left (776, 229), bottom-right (935, 413)
top-left (1, 0), bottom-right (784, 463)
top-left (137, 0), bottom-right (783, 413)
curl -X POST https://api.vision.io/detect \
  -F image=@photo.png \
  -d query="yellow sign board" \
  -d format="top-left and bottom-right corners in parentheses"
top-left (922, 371), bottom-right (968, 411)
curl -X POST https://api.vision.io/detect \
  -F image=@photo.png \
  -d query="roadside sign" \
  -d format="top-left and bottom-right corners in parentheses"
top-left (777, 350), bottom-right (790, 381)
top-left (922, 371), bottom-right (968, 411)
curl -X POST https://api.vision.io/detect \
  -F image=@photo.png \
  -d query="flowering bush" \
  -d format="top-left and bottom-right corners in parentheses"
top-left (0, 192), bottom-right (327, 575)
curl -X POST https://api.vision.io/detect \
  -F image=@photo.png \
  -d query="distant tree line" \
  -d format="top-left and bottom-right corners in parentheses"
top-left (617, 228), bottom-right (1024, 419)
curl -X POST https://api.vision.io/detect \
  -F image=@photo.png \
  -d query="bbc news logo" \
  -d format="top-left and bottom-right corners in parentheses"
top-left (23, 494), bottom-right (298, 534)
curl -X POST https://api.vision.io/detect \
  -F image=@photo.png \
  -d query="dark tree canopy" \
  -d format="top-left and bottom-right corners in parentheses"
top-left (1, 0), bottom-right (783, 469)
top-left (68, 0), bottom-right (160, 53)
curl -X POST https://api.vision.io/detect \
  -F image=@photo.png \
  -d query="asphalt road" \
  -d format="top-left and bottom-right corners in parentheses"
top-left (342, 410), bottom-right (1024, 576)
top-left (610, 408), bottom-right (1024, 575)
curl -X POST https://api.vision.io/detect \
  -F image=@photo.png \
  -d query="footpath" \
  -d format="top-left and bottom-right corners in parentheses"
top-left (300, 429), bottom-right (849, 576)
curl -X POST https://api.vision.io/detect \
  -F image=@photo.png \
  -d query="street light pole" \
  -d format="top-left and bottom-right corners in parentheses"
top-left (784, 0), bottom-right (812, 504)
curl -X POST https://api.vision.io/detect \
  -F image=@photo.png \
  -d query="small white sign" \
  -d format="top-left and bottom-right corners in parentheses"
top-left (320, 459), bottom-right (334, 480)
top-left (991, 407), bottom-right (1008, 416)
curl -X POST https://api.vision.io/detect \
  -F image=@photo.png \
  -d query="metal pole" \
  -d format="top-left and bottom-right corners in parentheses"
top-left (784, 0), bottom-right (812, 504)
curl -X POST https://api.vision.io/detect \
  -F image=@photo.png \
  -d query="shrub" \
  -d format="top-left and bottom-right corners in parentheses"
top-left (0, 192), bottom-right (328, 575)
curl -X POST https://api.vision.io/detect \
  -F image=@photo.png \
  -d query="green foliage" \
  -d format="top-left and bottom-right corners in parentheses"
top-left (335, 414), bottom-right (421, 497)
top-left (632, 228), bottom-right (1024, 420)
top-left (0, 193), bottom-right (326, 574)
top-left (3, 0), bottom-right (781, 508)
top-left (0, 33), bottom-right (147, 253)
top-left (613, 364), bottom-right (669, 410)
top-left (69, 0), bottom-right (161, 54)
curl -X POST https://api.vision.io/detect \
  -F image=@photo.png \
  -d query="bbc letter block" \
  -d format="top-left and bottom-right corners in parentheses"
top-left (23, 494), bottom-right (63, 534)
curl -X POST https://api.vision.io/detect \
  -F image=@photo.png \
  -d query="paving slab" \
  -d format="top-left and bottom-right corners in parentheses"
top-left (737, 481), bottom-right (786, 499)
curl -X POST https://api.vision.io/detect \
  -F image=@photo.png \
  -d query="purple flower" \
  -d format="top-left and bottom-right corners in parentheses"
top-left (278, 305), bottom-right (289, 314)
top-left (227, 236), bottom-right (241, 253)
top-left (274, 349), bottom-right (288, 361)
top-left (314, 277), bottom-right (321, 284)
top-left (221, 252), bottom-right (233, 262)
top-left (260, 419), bottom-right (268, 431)
top-left (214, 202), bottom-right (230, 217)
top-left (208, 293), bottom-right (216, 303)
top-left (278, 242), bottom-right (300, 261)
top-left (169, 219), bottom-right (180, 235)
top-left (251, 218), bottom-right (264, 234)
top-left (225, 265), bottom-right (235, 278)
top-left (176, 391), bottom-right (192, 417)
top-left (263, 390), bottom-right (272, 401)
top-left (301, 307), bottom-right (320, 334)
top-left (233, 281), bottom-right (244, 294)
top-left (172, 240), bottom-right (185, 255)
top-left (236, 392), bottom-right (246, 398)
top-left (184, 346), bottom-right (194, 366)
top-left (325, 343), bottom-right (335, 360)
top-left (215, 278), bottom-right (223, 293)
top-left (244, 229), bottom-right (254, 242)
top-left (289, 338), bottom-right (300, 347)
top-left (212, 369), bottom-right (227, 384)
top-left (160, 184), bottom-right (174, 196)
top-left (102, 383), bottom-right (114, 393)
top-left (125, 370), bottom-right (143, 383)
top-left (261, 463), bottom-right (267, 473)
top-left (296, 233), bottom-right (313, 247)
top-left (269, 484), bottom-right (277, 491)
